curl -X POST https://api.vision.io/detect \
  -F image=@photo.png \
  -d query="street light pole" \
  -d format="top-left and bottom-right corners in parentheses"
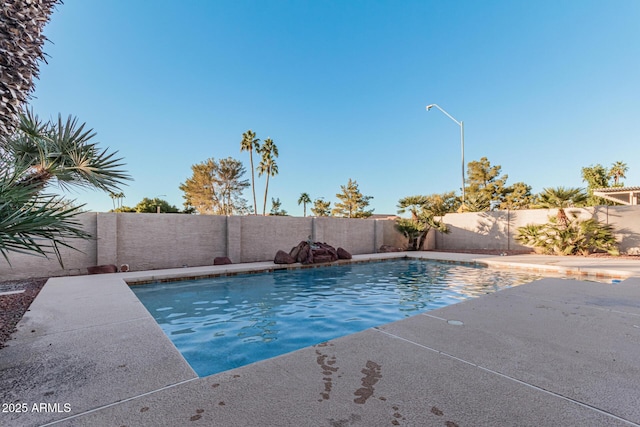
top-left (426, 104), bottom-right (465, 207)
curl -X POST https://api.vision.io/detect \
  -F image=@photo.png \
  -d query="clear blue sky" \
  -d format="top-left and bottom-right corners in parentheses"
top-left (31, 0), bottom-right (640, 215)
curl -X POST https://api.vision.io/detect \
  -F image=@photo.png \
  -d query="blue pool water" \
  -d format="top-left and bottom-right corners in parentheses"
top-left (131, 259), bottom-right (541, 377)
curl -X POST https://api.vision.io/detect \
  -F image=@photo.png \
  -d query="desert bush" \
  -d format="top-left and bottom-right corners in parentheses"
top-left (515, 213), bottom-right (619, 256)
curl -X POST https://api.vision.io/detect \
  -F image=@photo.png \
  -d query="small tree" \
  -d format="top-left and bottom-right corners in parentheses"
top-left (134, 198), bottom-right (179, 213)
top-left (332, 179), bottom-right (373, 218)
top-left (311, 198), bottom-right (331, 217)
top-left (581, 164), bottom-right (610, 206)
top-left (465, 157), bottom-right (508, 211)
top-left (396, 194), bottom-right (450, 250)
top-left (500, 182), bottom-right (534, 210)
top-left (1, 112), bottom-right (130, 264)
top-left (179, 157), bottom-right (249, 215)
top-left (269, 197), bottom-right (287, 216)
top-left (535, 187), bottom-right (587, 226)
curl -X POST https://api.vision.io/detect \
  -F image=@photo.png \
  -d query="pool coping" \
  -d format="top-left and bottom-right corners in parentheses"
top-left (123, 251), bottom-right (638, 285)
top-left (1, 251), bottom-right (640, 426)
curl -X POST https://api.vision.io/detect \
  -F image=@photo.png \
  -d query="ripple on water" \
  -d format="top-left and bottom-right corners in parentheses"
top-left (132, 259), bottom-right (542, 377)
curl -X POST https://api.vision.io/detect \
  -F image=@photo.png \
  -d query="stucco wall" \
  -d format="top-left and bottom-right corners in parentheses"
top-left (2, 206), bottom-right (638, 280)
top-left (239, 216), bottom-right (313, 263)
top-left (313, 217), bottom-right (378, 255)
top-left (0, 212), bottom-right (98, 280)
top-left (594, 205), bottom-right (640, 255)
top-left (436, 206), bottom-right (640, 253)
top-left (113, 213), bottom-right (228, 271)
top-left (1, 215), bottom-right (403, 280)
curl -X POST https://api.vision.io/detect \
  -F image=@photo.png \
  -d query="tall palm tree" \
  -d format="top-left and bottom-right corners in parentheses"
top-left (240, 130), bottom-right (260, 215)
top-left (109, 192), bottom-right (118, 210)
top-left (0, 0), bottom-right (60, 137)
top-left (297, 192), bottom-right (311, 217)
top-left (536, 187), bottom-right (587, 226)
top-left (257, 138), bottom-right (278, 216)
top-left (609, 161), bottom-right (628, 187)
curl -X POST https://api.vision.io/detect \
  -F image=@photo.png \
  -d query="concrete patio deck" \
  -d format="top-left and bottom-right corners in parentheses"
top-left (1, 252), bottom-right (639, 426)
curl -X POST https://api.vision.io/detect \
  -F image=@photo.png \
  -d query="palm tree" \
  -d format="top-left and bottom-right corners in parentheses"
top-left (1, 111), bottom-right (130, 264)
top-left (297, 192), bottom-right (311, 217)
top-left (256, 138), bottom-right (278, 216)
top-left (240, 130), bottom-right (260, 215)
top-left (109, 192), bottom-right (118, 210)
top-left (0, 0), bottom-right (59, 137)
top-left (536, 187), bottom-right (587, 226)
top-left (115, 192), bottom-right (125, 210)
top-left (609, 161), bottom-right (628, 187)
top-left (6, 111), bottom-right (130, 192)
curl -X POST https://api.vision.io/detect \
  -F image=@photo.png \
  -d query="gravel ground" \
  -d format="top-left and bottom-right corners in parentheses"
top-left (0, 278), bottom-right (47, 349)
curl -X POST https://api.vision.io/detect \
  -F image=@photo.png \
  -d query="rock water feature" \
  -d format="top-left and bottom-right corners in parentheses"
top-left (274, 241), bottom-right (352, 265)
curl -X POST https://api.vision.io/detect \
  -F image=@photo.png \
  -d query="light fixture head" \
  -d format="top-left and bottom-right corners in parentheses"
top-left (426, 105), bottom-right (434, 111)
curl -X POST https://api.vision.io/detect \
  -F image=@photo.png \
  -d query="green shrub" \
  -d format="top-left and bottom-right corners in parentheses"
top-left (515, 213), bottom-right (619, 256)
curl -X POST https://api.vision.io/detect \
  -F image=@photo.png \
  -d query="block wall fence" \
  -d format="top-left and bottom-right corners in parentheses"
top-left (435, 205), bottom-right (640, 254)
top-left (0, 214), bottom-right (408, 280)
top-left (1, 205), bottom-right (638, 280)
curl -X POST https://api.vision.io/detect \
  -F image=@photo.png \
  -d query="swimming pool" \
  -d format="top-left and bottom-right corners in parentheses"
top-left (131, 259), bottom-right (541, 377)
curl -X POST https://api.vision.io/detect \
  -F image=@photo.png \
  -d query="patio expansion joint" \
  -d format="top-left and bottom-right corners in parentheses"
top-left (373, 328), bottom-right (640, 427)
top-left (38, 376), bottom-right (199, 427)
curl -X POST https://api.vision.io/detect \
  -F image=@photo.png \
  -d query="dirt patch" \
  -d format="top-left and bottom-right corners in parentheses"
top-left (0, 278), bottom-right (47, 349)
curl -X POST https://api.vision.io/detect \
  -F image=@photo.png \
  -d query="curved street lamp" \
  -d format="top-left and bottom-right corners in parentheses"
top-left (426, 104), bottom-right (465, 206)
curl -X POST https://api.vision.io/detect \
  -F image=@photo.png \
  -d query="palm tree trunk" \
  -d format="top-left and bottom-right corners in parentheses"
top-left (263, 175), bottom-right (270, 216)
top-left (250, 153), bottom-right (257, 215)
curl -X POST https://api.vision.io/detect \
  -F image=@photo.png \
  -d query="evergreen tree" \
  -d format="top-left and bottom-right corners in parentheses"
top-left (311, 198), bottom-right (331, 217)
top-left (581, 164), bottom-right (610, 206)
top-left (332, 179), bottom-right (373, 218)
top-left (269, 197), bottom-right (287, 216)
top-left (500, 182), bottom-right (534, 210)
top-left (179, 157), bottom-right (249, 215)
top-left (134, 198), bottom-right (179, 213)
top-left (465, 157), bottom-right (508, 211)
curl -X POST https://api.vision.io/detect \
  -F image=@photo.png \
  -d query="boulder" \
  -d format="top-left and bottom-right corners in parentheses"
top-left (315, 242), bottom-right (338, 261)
top-left (213, 257), bottom-right (233, 265)
top-left (313, 254), bottom-right (334, 263)
top-left (289, 241), bottom-right (306, 261)
top-left (274, 250), bottom-right (296, 264)
top-left (337, 247), bottom-right (352, 259)
top-left (280, 241), bottom-right (343, 265)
